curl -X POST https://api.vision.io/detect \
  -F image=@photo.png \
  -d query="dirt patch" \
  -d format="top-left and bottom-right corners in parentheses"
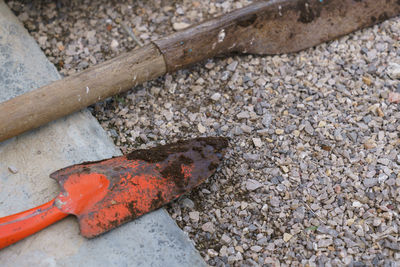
top-left (179, 154), bottom-right (194, 165)
top-left (149, 191), bottom-right (165, 210)
top-left (160, 158), bottom-right (188, 191)
top-left (126, 137), bottom-right (228, 162)
top-left (236, 14), bottom-right (257, 27)
top-left (296, 0), bottom-right (322, 24)
top-left (208, 162), bottom-right (219, 171)
top-left (197, 137), bottom-right (229, 154)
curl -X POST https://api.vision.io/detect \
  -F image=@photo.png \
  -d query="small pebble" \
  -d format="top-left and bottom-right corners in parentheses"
top-left (362, 76), bottom-right (372, 86)
top-left (197, 123), bottom-right (206, 133)
top-left (283, 233), bottom-right (293, 242)
top-left (202, 222), bottom-right (215, 233)
top-left (243, 153), bottom-right (260, 162)
top-left (245, 179), bottom-right (263, 191)
top-left (237, 111), bottom-right (250, 119)
top-left (207, 249), bottom-right (218, 257)
top-left (363, 178), bottom-right (377, 188)
top-left (318, 238), bottom-right (333, 248)
top-left (241, 124), bottom-right (253, 133)
top-left (110, 39), bottom-right (119, 50)
top-left (387, 62), bottom-right (400, 79)
top-left (250, 245), bottom-right (262, 252)
top-left (221, 234), bottom-right (232, 244)
top-left (252, 138), bottom-right (262, 147)
top-left (227, 61), bottom-right (238, 71)
top-left (8, 165), bottom-right (18, 174)
top-left (173, 22), bottom-right (190, 31)
top-left (181, 198), bottom-right (195, 209)
top-left (388, 92), bottom-right (400, 103)
top-left (189, 211), bottom-right (200, 222)
top-left (211, 92), bottom-right (221, 101)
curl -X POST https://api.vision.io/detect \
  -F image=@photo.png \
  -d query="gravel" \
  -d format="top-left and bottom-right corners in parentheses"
top-left (6, 0), bottom-right (400, 266)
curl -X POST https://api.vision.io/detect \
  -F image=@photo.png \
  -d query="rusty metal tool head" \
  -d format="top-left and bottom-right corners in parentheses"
top-left (154, 0), bottom-right (400, 72)
top-left (0, 137), bottom-right (228, 249)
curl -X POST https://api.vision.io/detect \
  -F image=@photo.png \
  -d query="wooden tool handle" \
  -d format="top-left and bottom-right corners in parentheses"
top-left (0, 199), bottom-right (68, 249)
top-left (0, 43), bottom-right (166, 143)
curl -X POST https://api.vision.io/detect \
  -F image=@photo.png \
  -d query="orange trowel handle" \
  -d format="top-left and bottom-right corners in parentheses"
top-left (0, 199), bottom-right (68, 249)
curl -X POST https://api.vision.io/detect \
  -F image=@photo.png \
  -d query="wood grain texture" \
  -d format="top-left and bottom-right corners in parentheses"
top-left (0, 43), bottom-right (166, 142)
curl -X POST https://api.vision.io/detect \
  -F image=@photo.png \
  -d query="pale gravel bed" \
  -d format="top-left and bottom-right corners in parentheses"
top-left (5, 1), bottom-right (400, 266)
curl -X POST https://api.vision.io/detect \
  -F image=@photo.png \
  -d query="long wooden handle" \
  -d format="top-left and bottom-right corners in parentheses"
top-left (0, 199), bottom-right (68, 249)
top-left (1, 0), bottom-right (399, 143)
top-left (0, 44), bottom-right (166, 142)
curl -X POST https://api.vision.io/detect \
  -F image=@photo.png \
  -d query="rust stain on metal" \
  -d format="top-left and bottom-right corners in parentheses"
top-left (153, 0), bottom-right (400, 72)
top-left (49, 137), bottom-right (228, 238)
top-left (297, 1), bottom-right (320, 24)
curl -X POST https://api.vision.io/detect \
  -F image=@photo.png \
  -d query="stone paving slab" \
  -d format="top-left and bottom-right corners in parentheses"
top-left (0, 1), bottom-right (205, 266)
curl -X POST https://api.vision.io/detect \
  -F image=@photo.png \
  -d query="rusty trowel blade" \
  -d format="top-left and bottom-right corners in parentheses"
top-left (154, 0), bottom-right (400, 72)
top-left (230, 0), bottom-right (400, 55)
top-left (49, 137), bottom-right (228, 238)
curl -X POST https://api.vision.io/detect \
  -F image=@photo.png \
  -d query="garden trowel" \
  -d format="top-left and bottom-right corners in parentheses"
top-left (0, 137), bottom-right (228, 249)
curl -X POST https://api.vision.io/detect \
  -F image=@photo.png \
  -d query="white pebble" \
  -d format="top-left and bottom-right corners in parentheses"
top-left (387, 62), bottom-right (400, 79)
top-left (283, 233), bottom-right (293, 242)
top-left (207, 249), bottom-right (218, 257)
top-left (252, 138), bottom-right (262, 147)
top-left (110, 39), bottom-right (119, 50)
top-left (352, 201), bottom-right (362, 208)
top-left (189, 211), bottom-right (200, 222)
top-left (211, 92), bottom-right (221, 101)
top-left (38, 36), bottom-right (47, 46)
top-left (8, 165), bottom-right (18, 174)
top-left (227, 61), bottom-right (238, 71)
top-left (373, 218), bottom-right (382, 227)
top-left (173, 22), bottom-right (190, 31)
top-left (197, 123), bottom-right (206, 133)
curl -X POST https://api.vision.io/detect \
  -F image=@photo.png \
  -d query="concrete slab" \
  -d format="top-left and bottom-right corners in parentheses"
top-left (0, 1), bottom-right (205, 266)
